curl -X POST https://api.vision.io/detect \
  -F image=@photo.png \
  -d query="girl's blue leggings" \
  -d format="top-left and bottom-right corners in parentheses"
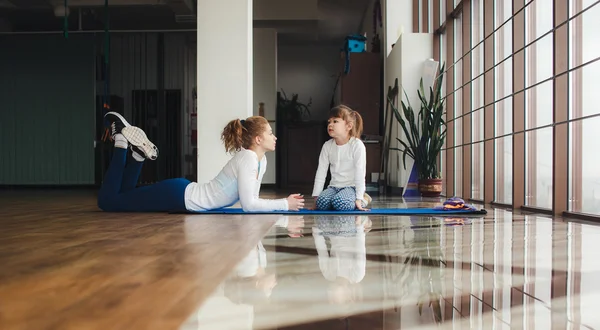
top-left (97, 148), bottom-right (190, 212)
top-left (315, 186), bottom-right (358, 211)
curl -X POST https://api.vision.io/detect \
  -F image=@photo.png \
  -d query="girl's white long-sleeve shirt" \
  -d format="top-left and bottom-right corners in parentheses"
top-left (183, 149), bottom-right (288, 212)
top-left (312, 225), bottom-right (367, 283)
top-left (311, 137), bottom-right (367, 202)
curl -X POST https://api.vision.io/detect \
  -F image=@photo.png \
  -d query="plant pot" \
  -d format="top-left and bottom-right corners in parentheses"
top-left (418, 178), bottom-right (443, 197)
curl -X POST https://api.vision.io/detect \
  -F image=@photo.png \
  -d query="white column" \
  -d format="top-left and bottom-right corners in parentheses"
top-left (197, 0), bottom-right (253, 183)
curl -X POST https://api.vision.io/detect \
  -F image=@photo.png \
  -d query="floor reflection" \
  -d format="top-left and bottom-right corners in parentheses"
top-left (182, 208), bottom-right (600, 330)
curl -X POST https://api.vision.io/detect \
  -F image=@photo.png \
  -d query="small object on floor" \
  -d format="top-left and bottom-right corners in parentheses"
top-left (434, 197), bottom-right (478, 211)
top-left (174, 207), bottom-right (487, 215)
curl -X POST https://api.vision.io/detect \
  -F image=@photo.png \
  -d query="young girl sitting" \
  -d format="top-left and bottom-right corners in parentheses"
top-left (311, 105), bottom-right (371, 211)
top-left (97, 112), bottom-right (304, 213)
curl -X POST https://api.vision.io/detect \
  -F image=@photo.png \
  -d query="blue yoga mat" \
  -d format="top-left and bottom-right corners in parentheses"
top-left (177, 207), bottom-right (487, 215)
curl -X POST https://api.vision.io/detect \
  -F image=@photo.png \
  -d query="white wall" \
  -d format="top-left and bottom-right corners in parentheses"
top-left (384, 0), bottom-right (414, 56)
top-left (253, 28), bottom-right (278, 184)
top-left (384, 33), bottom-right (433, 187)
top-left (277, 43), bottom-right (341, 120)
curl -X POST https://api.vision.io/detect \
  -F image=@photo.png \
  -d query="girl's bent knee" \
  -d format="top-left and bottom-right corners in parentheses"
top-left (333, 200), bottom-right (355, 211)
top-left (315, 196), bottom-right (330, 210)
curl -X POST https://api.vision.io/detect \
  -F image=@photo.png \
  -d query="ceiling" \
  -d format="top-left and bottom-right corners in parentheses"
top-left (0, 0), bottom-right (196, 32)
top-left (263, 0), bottom-right (372, 45)
top-left (0, 0), bottom-right (371, 45)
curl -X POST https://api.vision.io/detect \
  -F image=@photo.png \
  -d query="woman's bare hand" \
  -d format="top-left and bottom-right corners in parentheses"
top-left (287, 194), bottom-right (305, 211)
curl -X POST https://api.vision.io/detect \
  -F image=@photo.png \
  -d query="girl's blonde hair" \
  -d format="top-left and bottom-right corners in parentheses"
top-left (221, 116), bottom-right (269, 153)
top-left (329, 104), bottom-right (364, 138)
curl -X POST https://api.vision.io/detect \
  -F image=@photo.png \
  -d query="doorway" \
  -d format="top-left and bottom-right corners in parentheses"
top-left (132, 89), bottom-right (183, 184)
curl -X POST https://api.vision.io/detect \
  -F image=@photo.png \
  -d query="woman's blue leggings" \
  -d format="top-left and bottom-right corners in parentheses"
top-left (97, 148), bottom-right (190, 212)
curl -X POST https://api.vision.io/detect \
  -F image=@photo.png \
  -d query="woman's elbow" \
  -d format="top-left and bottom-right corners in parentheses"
top-left (241, 201), bottom-right (259, 212)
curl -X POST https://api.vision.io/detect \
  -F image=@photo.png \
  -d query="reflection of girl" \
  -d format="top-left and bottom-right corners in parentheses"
top-left (312, 215), bottom-right (371, 304)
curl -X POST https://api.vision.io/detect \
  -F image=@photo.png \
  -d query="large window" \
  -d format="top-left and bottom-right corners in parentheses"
top-left (569, 0), bottom-right (600, 215)
top-left (430, 0), bottom-right (600, 218)
top-left (525, 0), bottom-right (553, 210)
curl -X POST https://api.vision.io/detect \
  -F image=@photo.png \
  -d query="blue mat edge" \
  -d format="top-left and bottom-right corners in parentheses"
top-left (171, 207), bottom-right (488, 215)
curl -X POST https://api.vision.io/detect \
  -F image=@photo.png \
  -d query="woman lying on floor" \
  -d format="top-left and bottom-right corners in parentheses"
top-left (97, 112), bottom-right (305, 213)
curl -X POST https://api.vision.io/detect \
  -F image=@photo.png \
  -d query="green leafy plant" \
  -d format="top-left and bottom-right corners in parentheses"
top-left (388, 63), bottom-right (447, 180)
top-left (277, 89), bottom-right (312, 123)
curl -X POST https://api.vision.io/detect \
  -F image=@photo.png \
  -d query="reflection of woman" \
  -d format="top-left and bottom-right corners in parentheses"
top-left (273, 216), bottom-right (305, 238)
top-left (192, 216), bottom-right (300, 330)
top-left (312, 215), bottom-right (371, 305)
top-left (221, 215), bottom-right (306, 306)
top-left (222, 216), bottom-right (298, 306)
top-left (223, 240), bottom-right (277, 306)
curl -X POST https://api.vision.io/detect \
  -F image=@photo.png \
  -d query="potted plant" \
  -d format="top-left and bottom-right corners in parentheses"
top-left (277, 89), bottom-right (312, 123)
top-left (389, 63), bottom-right (447, 197)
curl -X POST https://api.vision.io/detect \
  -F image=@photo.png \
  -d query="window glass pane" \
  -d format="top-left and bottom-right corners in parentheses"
top-left (472, 0), bottom-right (485, 200)
top-left (495, 0), bottom-right (513, 204)
top-left (428, 0), bottom-right (433, 32)
top-left (441, 0), bottom-right (447, 27)
top-left (569, 0), bottom-right (600, 214)
top-left (525, 0), bottom-right (553, 209)
top-left (454, 14), bottom-right (463, 198)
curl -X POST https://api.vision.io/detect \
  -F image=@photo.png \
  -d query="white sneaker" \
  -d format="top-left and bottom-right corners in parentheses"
top-left (104, 112), bottom-right (159, 160)
top-left (122, 126), bottom-right (159, 161)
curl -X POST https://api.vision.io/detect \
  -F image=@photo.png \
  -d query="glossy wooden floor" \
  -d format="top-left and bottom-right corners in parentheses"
top-left (2, 190), bottom-right (600, 330)
top-left (0, 190), bottom-right (282, 330)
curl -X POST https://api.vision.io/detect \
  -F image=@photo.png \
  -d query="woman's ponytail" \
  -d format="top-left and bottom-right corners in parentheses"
top-left (221, 119), bottom-right (245, 153)
top-left (221, 116), bottom-right (270, 153)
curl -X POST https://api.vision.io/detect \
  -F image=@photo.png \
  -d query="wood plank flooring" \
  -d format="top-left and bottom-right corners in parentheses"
top-left (4, 190), bottom-right (600, 329)
top-left (0, 190), bottom-right (280, 330)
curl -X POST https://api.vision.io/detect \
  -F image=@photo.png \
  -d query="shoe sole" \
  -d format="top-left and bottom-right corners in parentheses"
top-left (121, 126), bottom-right (159, 160)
